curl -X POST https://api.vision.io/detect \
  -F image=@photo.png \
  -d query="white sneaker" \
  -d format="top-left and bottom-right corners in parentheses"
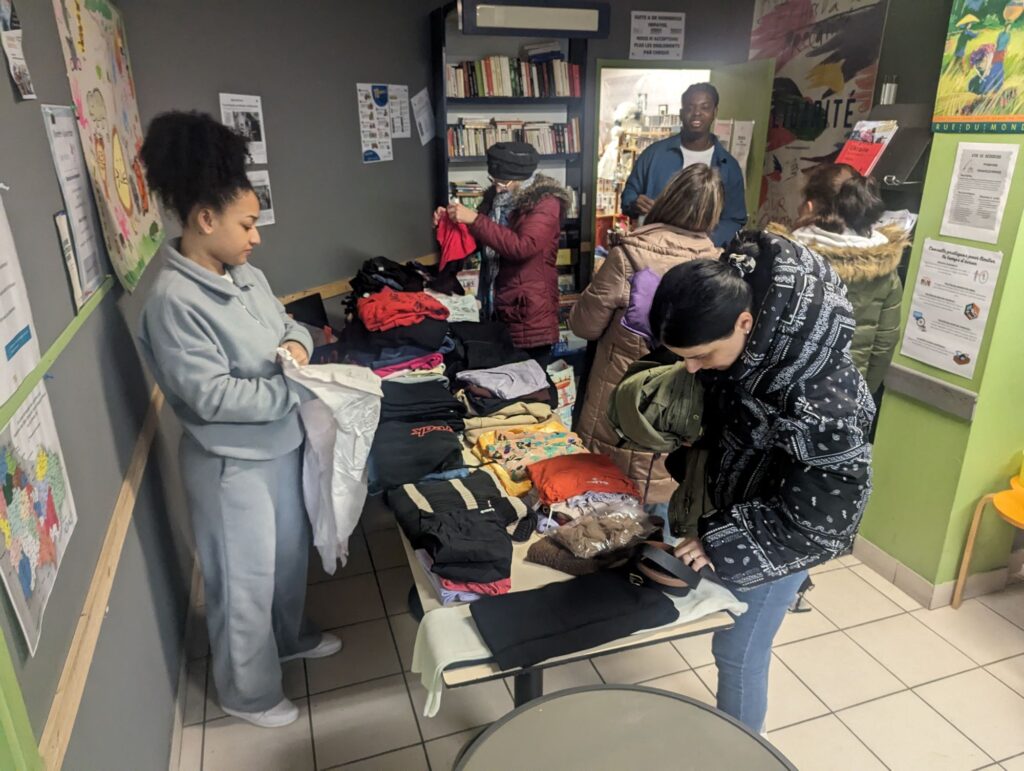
top-left (222, 698), bottom-right (299, 728)
top-left (280, 632), bottom-right (343, 662)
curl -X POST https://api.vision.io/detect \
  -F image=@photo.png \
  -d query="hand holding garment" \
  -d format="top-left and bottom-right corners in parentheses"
top-left (280, 351), bottom-right (382, 573)
top-left (436, 215), bottom-right (479, 270)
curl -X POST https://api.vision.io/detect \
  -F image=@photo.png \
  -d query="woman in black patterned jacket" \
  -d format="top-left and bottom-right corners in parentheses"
top-left (648, 229), bottom-right (875, 733)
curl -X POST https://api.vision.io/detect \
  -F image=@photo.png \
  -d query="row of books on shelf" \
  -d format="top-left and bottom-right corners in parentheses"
top-left (446, 55), bottom-right (581, 99)
top-left (446, 118), bottom-right (581, 158)
top-left (448, 181), bottom-right (581, 220)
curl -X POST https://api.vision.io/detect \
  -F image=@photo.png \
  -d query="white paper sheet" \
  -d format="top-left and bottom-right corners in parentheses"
top-left (411, 87), bottom-right (435, 146)
top-left (357, 83), bottom-right (394, 163)
top-left (713, 119), bottom-right (733, 152)
top-left (53, 212), bottom-right (85, 310)
top-left (41, 104), bottom-right (105, 304)
top-left (1, 1), bottom-right (34, 100)
top-left (900, 239), bottom-right (1002, 379)
top-left (731, 120), bottom-right (755, 184)
top-left (629, 11), bottom-right (685, 60)
top-left (389, 84), bottom-right (411, 138)
top-left (246, 170), bottom-right (275, 227)
top-left (220, 93), bottom-right (268, 164)
top-left (0, 383), bottom-right (78, 655)
top-left (940, 142), bottom-right (1018, 245)
top-left (0, 195), bottom-right (40, 403)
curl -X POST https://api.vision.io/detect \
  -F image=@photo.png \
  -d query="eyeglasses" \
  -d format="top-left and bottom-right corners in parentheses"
top-left (488, 176), bottom-right (512, 191)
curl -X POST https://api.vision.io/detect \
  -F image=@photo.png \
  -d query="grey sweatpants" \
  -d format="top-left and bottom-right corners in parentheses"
top-left (180, 435), bottom-right (320, 712)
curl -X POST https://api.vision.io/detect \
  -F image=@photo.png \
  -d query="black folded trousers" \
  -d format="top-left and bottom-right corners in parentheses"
top-left (469, 572), bottom-right (679, 670)
top-left (418, 508), bottom-right (513, 584)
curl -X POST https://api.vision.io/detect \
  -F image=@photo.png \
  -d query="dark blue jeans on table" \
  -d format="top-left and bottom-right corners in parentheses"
top-left (712, 569), bottom-right (808, 732)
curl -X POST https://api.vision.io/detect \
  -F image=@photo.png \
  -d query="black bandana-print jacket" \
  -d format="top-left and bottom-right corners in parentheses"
top-left (698, 232), bottom-right (876, 588)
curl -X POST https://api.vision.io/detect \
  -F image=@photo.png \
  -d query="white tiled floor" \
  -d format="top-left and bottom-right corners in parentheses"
top-left (176, 522), bottom-right (1024, 770)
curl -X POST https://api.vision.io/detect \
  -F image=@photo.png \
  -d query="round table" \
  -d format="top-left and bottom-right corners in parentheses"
top-left (455, 684), bottom-right (796, 770)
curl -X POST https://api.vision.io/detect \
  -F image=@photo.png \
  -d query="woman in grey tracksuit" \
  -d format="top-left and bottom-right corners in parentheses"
top-left (137, 111), bottom-right (340, 729)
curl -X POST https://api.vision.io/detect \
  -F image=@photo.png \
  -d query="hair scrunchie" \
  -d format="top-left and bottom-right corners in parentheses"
top-left (724, 248), bottom-right (757, 277)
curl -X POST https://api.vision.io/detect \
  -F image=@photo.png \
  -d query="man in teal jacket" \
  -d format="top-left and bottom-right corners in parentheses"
top-left (621, 83), bottom-right (747, 247)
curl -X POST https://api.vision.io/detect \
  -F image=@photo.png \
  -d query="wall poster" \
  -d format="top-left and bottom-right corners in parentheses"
top-left (51, 0), bottom-right (163, 292)
top-left (934, 0), bottom-right (1024, 133)
top-left (748, 0), bottom-right (888, 227)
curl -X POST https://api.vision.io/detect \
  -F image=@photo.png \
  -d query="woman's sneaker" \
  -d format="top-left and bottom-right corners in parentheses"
top-left (222, 698), bottom-right (299, 728)
top-left (280, 632), bottom-right (343, 662)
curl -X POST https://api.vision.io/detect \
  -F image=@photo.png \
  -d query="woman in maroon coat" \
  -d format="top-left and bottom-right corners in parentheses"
top-left (439, 142), bottom-right (570, 363)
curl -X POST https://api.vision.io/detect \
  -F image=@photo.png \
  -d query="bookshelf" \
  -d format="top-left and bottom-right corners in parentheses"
top-left (430, 1), bottom-right (589, 294)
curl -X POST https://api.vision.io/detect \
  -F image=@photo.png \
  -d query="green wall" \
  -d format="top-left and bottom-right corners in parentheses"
top-left (862, 132), bottom-right (1024, 585)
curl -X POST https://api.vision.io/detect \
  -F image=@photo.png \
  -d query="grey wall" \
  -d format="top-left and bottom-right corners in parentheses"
top-left (0, 2), bottom-right (192, 770)
top-left (118, 0), bottom-right (440, 297)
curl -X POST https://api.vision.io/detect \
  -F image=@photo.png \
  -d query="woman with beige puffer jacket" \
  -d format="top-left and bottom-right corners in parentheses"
top-left (569, 164), bottom-right (722, 504)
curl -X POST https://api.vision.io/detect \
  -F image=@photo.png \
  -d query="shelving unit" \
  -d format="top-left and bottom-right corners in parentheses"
top-left (430, 1), bottom-right (589, 294)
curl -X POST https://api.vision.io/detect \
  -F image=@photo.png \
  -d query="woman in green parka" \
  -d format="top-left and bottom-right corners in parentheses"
top-left (770, 163), bottom-right (909, 396)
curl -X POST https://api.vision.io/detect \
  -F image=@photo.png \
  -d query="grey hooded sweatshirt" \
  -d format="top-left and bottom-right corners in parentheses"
top-left (138, 240), bottom-right (313, 460)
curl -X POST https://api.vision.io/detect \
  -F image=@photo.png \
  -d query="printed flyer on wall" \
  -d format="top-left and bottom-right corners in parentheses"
top-left (940, 142), bottom-right (1018, 244)
top-left (357, 83), bottom-right (394, 163)
top-left (220, 93), bottom-right (268, 164)
top-left (900, 239), bottom-right (1002, 379)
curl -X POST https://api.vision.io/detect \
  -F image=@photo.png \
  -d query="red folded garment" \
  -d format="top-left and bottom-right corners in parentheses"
top-left (356, 287), bottom-right (449, 332)
top-left (373, 352), bottom-right (443, 378)
top-left (527, 454), bottom-right (640, 505)
top-left (436, 215), bottom-right (478, 270)
top-left (440, 576), bottom-right (511, 596)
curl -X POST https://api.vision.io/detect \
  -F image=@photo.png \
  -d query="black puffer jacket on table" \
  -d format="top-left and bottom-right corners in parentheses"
top-left (695, 231), bottom-right (877, 588)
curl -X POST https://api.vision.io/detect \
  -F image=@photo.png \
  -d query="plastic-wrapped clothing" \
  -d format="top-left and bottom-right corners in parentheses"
top-left (549, 508), bottom-right (654, 559)
top-left (281, 352), bottom-right (382, 573)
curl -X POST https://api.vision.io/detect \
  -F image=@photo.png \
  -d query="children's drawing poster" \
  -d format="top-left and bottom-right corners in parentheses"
top-left (0, 384), bottom-right (78, 655)
top-left (934, 0), bottom-right (1024, 132)
top-left (51, 0), bottom-right (163, 292)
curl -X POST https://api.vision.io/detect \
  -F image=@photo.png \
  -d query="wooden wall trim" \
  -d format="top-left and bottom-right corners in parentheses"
top-left (39, 387), bottom-right (165, 771)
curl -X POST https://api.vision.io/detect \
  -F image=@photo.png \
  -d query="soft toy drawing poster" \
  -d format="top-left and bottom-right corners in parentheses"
top-left (934, 0), bottom-right (1024, 132)
top-left (51, 0), bottom-right (162, 291)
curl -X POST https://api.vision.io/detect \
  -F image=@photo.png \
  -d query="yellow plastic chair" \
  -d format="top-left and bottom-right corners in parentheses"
top-left (952, 476), bottom-right (1024, 608)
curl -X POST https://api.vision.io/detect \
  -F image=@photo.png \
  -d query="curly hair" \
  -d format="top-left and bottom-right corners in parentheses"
top-left (139, 110), bottom-right (252, 224)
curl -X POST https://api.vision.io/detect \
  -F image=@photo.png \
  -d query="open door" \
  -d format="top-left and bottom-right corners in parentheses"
top-left (710, 59), bottom-right (776, 218)
top-left (591, 58), bottom-right (775, 255)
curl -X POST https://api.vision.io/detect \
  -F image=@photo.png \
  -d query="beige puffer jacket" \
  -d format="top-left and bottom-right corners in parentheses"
top-left (568, 223), bottom-right (719, 503)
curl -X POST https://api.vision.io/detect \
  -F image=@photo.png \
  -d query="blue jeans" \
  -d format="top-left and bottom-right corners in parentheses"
top-left (712, 570), bottom-right (808, 732)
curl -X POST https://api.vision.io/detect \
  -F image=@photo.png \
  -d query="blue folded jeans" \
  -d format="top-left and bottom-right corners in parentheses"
top-left (712, 570), bottom-right (809, 732)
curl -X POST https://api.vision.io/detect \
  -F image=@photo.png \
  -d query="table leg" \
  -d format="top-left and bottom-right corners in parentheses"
top-left (513, 670), bottom-right (543, 706)
top-left (408, 585), bottom-right (424, 622)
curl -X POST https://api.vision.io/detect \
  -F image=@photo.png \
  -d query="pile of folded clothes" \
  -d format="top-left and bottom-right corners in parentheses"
top-left (371, 380), bottom-right (466, 489)
top-left (471, 419), bottom-right (589, 496)
top-left (386, 469), bottom-right (527, 604)
top-left (329, 257), bottom-right (665, 612)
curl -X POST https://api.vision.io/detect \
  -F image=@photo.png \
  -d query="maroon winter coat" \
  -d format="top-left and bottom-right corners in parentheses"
top-left (469, 175), bottom-right (570, 349)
